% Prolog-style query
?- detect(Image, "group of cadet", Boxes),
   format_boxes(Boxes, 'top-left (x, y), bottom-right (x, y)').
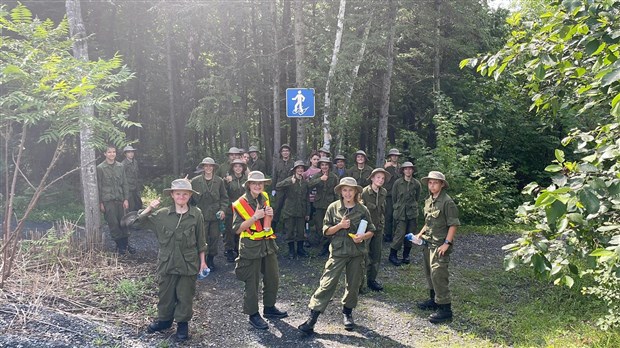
top-left (96, 143), bottom-right (460, 341)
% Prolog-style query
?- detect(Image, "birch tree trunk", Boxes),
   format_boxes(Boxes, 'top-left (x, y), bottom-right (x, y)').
top-left (66, 0), bottom-right (101, 246)
top-left (294, 0), bottom-right (307, 159)
top-left (376, 0), bottom-right (397, 167)
top-left (433, 0), bottom-right (442, 94)
top-left (322, 0), bottom-right (347, 152)
top-left (165, 16), bottom-right (180, 175)
top-left (271, 0), bottom-right (282, 176)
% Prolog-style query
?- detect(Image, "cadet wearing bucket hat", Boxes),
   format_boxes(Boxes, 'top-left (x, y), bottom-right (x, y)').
top-left (415, 171), bottom-right (460, 324)
top-left (382, 148), bottom-right (402, 243)
top-left (333, 155), bottom-right (347, 179)
top-left (389, 161), bottom-right (421, 266)
top-left (217, 147), bottom-right (242, 179)
top-left (298, 177), bottom-right (376, 334)
top-left (308, 157), bottom-right (340, 255)
top-left (318, 146), bottom-right (331, 159)
top-left (191, 157), bottom-right (230, 271)
top-left (131, 177), bottom-right (208, 341)
top-left (232, 171), bottom-right (288, 330)
top-left (247, 145), bottom-right (266, 173)
top-left (360, 168), bottom-right (391, 292)
top-left (224, 159), bottom-right (248, 263)
top-left (272, 144), bottom-right (295, 225)
top-left (121, 145), bottom-right (143, 212)
top-left (346, 150), bottom-right (373, 187)
top-left (97, 145), bottom-right (132, 254)
top-left (276, 160), bottom-right (310, 259)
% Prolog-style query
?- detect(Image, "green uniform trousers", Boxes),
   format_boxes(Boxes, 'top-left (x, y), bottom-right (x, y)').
top-left (422, 244), bottom-right (452, 304)
top-left (157, 274), bottom-right (196, 322)
top-left (311, 208), bottom-right (328, 247)
top-left (390, 218), bottom-right (417, 251)
top-left (223, 214), bottom-right (239, 252)
top-left (366, 231), bottom-right (383, 282)
top-left (103, 200), bottom-right (127, 240)
top-left (308, 255), bottom-right (364, 312)
top-left (283, 217), bottom-right (305, 242)
top-left (127, 190), bottom-right (142, 212)
top-left (384, 196), bottom-right (394, 238)
top-left (205, 220), bottom-right (221, 257)
top-left (235, 252), bottom-right (280, 315)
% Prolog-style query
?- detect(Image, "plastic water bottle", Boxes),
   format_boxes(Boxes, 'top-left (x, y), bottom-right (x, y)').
top-left (216, 211), bottom-right (226, 233)
top-left (197, 267), bottom-right (211, 280)
top-left (356, 219), bottom-right (368, 236)
top-left (405, 233), bottom-right (425, 246)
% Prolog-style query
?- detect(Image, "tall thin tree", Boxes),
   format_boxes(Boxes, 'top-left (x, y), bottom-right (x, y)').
top-left (376, 0), bottom-right (397, 166)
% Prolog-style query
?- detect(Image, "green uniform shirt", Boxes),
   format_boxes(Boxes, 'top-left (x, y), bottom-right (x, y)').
top-left (226, 174), bottom-right (247, 202)
top-left (190, 175), bottom-right (229, 221)
top-left (121, 158), bottom-right (140, 192)
top-left (346, 164), bottom-right (374, 187)
top-left (275, 175), bottom-right (308, 219)
top-left (421, 190), bottom-right (460, 246)
top-left (384, 164), bottom-right (401, 196)
top-left (96, 161), bottom-right (129, 203)
top-left (134, 205), bottom-right (207, 275)
top-left (323, 200), bottom-right (376, 258)
top-left (391, 176), bottom-right (422, 220)
top-left (361, 185), bottom-right (387, 231)
top-left (232, 192), bottom-right (279, 259)
top-left (308, 172), bottom-right (339, 209)
top-left (273, 158), bottom-right (295, 185)
top-left (249, 158), bottom-right (266, 173)
top-left (216, 163), bottom-right (233, 179)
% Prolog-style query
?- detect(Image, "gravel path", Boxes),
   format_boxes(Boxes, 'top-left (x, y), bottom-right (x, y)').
top-left (0, 227), bottom-right (516, 348)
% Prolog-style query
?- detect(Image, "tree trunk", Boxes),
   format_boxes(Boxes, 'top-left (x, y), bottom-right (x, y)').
top-left (65, 0), bottom-right (101, 246)
top-left (271, 0), bottom-right (282, 176)
top-left (165, 17), bottom-right (180, 175)
top-left (376, 0), bottom-right (397, 167)
top-left (322, 0), bottom-right (347, 152)
top-left (433, 0), bottom-right (442, 95)
top-left (294, 0), bottom-right (307, 159)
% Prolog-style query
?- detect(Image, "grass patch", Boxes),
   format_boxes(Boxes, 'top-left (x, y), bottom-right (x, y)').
top-left (458, 224), bottom-right (529, 236)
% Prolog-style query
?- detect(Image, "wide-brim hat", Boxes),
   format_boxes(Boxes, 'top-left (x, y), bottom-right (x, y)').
top-left (421, 171), bottom-right (449, 188)
top-left (334, 177), bottom-right (363, 195)
top-left (248, 145), bottom-right (261, 153)
top-left (386, 148), bottom-right (402, 157)
top-left (399, 161), bottom-right (415, 174)
top-left (230, 159), bottom-right (248, 171)
top-left (198, 157), bottom-right (219, 169)
top-left (333, 154), bottom-right (346, 163)
top-left (244, 171), bottom-right (272, 188)
top-left (120, 211), bottom-right (139, 228)
top-left (290, 160), bottom-right (308, 172)
top-left (279, 144), bottom-right (292, 152)
top-left (317, 157), bottom-right (332, 165)
top-left (367, 167), bottom-right (391, 182)
top-left (164, 178), bottom-right (199, 194)
top-left (318, 146), bottom-right (331, 156)
top-left (123, 145), bottom-right (137, 153)
top-left (354, 150), bottom-right (368, 159)
top-left (226, 147), bottom-right (241, 155)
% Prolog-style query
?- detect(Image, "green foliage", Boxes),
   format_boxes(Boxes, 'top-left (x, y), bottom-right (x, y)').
top-left (465, 0), bottom-right (620, 329)
top-left (398, 94), bottom-right (518, 225)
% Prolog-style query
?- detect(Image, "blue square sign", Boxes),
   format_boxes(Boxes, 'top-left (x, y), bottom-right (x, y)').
top-left (286, 88), bottom-right (315, 118)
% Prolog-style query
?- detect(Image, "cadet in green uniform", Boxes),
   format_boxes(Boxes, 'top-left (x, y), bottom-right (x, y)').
top-left (217, 147), bottom-right (242, 180)
top-left (132, 178), bottom-right (208, 341)
top-left (333, 154), bottom-right (347, 179)
top-left (97, 145), bottom-right (132, 254)
top-left (382, 148), bottom-right (402, 242)
top-left (389, 161), bottom-right (421, 266)
top-left (247, 145), bottom-right (267, 174)
top-left (191, 157), bottom-right (229, 270)
top-left (275, 160), bottom-right (309, 259)
top-left (272, 144), bottom-right (295, 225)
top-left (224, 159), bottom-right (248, 263)
top-left (318, 146), bottom-right (331, 159)
top-left (360, 168), bottom-right (390, 292)
top-left (308, 157), bottom-right (339, 255)
top-left (298, 177), bottom-right (376, 334)
top-left (346, 150), bottom-right (373, 187)
top-left (416, 171), bottom-right (460, 324)
top-left (233, 171), bottom-right (288, 330)
top-left (121, 145), bottom-right (142, 212)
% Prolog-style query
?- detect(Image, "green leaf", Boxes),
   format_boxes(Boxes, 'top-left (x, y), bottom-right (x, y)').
top-left (532, 253), bottom-right (549, 274)
top-left (601, 68), bottom-right (620, 87)
top-left (590, 249), bottom-right (614, 257)
top-left (545, 200), bottom-right (566, 227)
top-left (579, 188), bottom-right (600, 215)
top-left (563, 275), bottom-right (574, 288)
top-left (459, 58), bottom-right (470, 69)
top-left (535, 64), bottom-right (545, 80)
top-left (545, 164), bottom-right (563, 172)
top-left (585, 40), bottom-right (602, 55)
top-left (504, 255), bottom-right (519, 271)
top-left (555, 149), bottom-right (565, 163)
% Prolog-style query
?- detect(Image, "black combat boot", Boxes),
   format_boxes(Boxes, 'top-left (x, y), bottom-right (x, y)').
top-left (288, 242), bottom-right (296, 260)
top-left (125, 237), bottom-right (136, 254)
top-left (388, 248), bottom-right (401, 266)
top-left (263, 305), bottom-right (288, 319)
top-left (297, 241), bottom-right (308, 258)
top-left (147, 319), bottom-right (173, 333)
top-left (368, 279), bottom-right (384, 291)
top-left (115, 238), bottom-right (127, 255)
top-left (429, 303), bottom-right (453, 324)
top-left (298, 310), bottom-right (320, 334)
top-left (342, 306), bottom-right (355, 330)
top-left (417, 289), bottom-right (439, 310)
top-left (402, 245), bottom-right (412, 264)
top-left (206, 255), bottom-right (215, 271)
top-left (176, 322), bottom-right (189, 341)
top-left (383, 234), bottom-right (393, 243)
top-left (249, 313), bottom-right (269, 330)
